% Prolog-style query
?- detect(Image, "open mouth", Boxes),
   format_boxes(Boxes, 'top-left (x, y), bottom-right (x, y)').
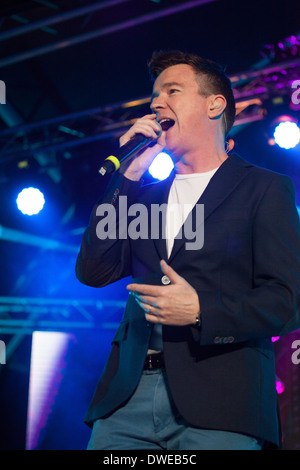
top-left (159, 118), bottom-right (175, 131)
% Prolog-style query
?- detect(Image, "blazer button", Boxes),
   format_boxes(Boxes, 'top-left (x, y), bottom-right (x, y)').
top-left (161, 275), bottom-right (171, 285)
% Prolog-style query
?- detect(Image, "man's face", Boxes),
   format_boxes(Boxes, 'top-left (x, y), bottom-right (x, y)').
top-left (151, 64), bottom-right (211, 161)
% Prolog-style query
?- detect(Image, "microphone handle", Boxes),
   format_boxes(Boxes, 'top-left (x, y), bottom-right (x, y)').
top-left (99, 134), bottom-right (154, 176)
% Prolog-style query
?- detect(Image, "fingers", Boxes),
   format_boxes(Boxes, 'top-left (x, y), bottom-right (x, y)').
top-left (120, 114), bottom-right (162, 147)
top-left (126, 263), bottom-right (184, 296)
top-left (128, 289), bottom-right (159, 310)
top-left (134, 294), bottom-right (160, 312)
top-left (133, 294), bottom-right (162, 322)
top-left (120, 114), bottom-right (166, 181)
top-left (127, 284), bottom-right (163, 322)
top-left (127, 283), bottom-right (161, 296)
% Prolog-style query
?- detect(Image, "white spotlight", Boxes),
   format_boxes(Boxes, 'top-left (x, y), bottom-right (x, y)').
top-left (273, 121), bottom-right (300, 149)
top-left (148, 152), bottom-right (174, 180)
top-left (16, 187), bottom-right (45, 215)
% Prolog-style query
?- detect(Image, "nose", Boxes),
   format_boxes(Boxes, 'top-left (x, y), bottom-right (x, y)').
top-left (150, 94), bottom-right (166, 113)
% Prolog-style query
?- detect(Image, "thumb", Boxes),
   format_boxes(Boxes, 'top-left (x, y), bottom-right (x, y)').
top-left (160, 259), bottom-right (184, 284)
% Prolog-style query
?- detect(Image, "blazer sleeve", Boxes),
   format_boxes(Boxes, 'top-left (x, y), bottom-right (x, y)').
top-left (196, 174), bottom-right (300, 345)
top-left (75, 172), bottom-right (142, 287)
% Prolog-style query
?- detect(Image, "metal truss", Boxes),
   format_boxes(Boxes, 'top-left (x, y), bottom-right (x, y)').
top-left (0, 0), bottom-right (218, 68)
top-left (0, 296), bottom-right (124, 363)
top-left (0, 0), bottom-right (220, 169)
top-left (0, 55), bottom-right (299, 167)
top-left (0, 1), bottom-right (299, 168)
top-left (0, 296), bottom-right (124, 335)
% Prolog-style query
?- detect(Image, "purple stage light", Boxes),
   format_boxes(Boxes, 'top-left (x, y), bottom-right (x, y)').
top-left (276, 378), bottom-right (285, 395)
top-left (272, 336), bottom-right (280, 342)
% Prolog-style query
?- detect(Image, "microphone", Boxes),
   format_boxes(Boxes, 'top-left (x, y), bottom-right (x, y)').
top-left (99, 133), bottom-right (155, 176)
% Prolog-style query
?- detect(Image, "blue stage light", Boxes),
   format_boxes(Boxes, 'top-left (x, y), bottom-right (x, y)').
top-left (16, 187), bottom-right (45, 215)
top-left (148, 152), bottom-right (174, 180)
top-left (273, 121), bottom-right (300, 149)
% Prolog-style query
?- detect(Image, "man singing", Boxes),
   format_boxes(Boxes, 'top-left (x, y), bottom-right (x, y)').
top-left (76, 50), bottom-right (300, 450)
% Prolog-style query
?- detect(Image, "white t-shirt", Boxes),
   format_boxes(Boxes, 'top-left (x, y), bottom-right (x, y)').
top-left (166, 168), bottom-right (218, 257)
top-left (148, 167), bottom-right (218, 352)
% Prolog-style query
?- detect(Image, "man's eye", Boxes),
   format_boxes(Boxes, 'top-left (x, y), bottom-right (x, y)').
top-left (169, 89), bottom-right (179, 94)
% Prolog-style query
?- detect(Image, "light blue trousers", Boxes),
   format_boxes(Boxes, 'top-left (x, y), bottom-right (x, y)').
top-left (87, 368), bottom-right (262, 450)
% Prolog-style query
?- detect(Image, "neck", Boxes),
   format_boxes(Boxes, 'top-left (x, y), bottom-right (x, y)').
top-left (174, 141), bottom-right (228, 174)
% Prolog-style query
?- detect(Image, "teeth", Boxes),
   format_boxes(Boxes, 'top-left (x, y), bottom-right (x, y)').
top-left (159, 118), bottom-right (175, 131)
top-left (159, 118), bottom-right (174, 124)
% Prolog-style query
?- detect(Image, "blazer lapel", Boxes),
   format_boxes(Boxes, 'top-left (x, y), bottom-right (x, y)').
top-left (168, 154), bottom-right (253, 263)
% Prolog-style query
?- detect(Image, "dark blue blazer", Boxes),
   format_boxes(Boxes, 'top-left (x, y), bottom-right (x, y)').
top-left (76, 154), bottom-right (300, 447)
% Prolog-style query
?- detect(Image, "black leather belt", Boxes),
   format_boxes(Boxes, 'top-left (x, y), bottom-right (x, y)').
top-left (143, 352), bottom-right (165, 370)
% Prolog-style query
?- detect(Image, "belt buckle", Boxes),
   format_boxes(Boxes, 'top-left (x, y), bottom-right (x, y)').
top-left (144, 352), bottom-right (162, 370)
top-left (148, 357), bottom-right (154, 370)
top-left (147, 354), bottom-right (154, 370)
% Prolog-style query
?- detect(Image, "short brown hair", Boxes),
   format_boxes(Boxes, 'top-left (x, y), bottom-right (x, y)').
top-left (148, 50), bottom-right (236, 136)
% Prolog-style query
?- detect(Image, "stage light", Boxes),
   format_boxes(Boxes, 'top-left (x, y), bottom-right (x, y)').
top-left (26, 331), bottom-right (70, 450)
top-left (148, 152), bottom-right (174, 180)
top-left (16, 187), bottom-right (45, 215)
top-left (272, 336), bottom-right (280, 342)
top-left (276, 377), bottom-right (285, 394)
top-left (273, 120), bottom-right (300, 149)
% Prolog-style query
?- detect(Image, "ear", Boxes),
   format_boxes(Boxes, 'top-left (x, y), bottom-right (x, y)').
top-left (208, 95), bottom-right (227, 118)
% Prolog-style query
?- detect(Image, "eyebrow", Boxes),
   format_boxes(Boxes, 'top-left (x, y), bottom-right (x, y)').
top-left (151, 81), bottom-right (183, 102)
